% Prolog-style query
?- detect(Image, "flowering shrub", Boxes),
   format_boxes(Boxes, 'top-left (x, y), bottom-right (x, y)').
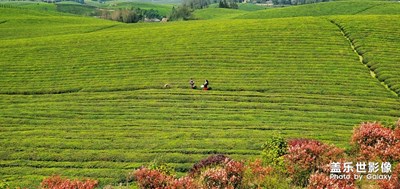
top-left (377, 163), bottom-right (400, 189)
top-left (41, 175), bottom-right (98, 189)
top-left (284, 139), bottom-right (344, 187)
top-left (352, 122), bottom-right (400, 161)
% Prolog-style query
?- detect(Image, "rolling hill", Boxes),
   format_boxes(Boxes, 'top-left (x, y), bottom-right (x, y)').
top-left (1, 0), bottom-right (400, 187)
top-left (237, 0), bottom-right (400, 19)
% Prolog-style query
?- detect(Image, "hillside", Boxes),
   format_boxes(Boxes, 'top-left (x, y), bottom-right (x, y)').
top-left (194, 3), bottom-right (267, 20)
top-left (1, 1), bottom-right (400, 187)
top-left (90, 1), bottom-right (174, 16)
top-left (331, 15), bottom-right (400, 95)
top-left (0, 7), bottom-right (119, 40)
top-left (237, 0), bottom-right (400, 19)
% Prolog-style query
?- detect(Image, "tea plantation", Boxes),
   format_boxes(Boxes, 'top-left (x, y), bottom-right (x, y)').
top-left (0, 0), bottom-right (400, 187)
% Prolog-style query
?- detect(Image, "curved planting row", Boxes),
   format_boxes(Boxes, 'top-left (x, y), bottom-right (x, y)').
top-left (237, 1), bottom-right (399, 20)
top-left (331, 15), bottom-right (400, 96)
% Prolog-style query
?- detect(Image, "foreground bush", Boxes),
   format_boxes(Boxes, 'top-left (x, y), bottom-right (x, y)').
top-left (284, 139), bottom-right (345, 187)
top-left (133, 155), bottom-right (276, 189)
top-left (377, 163), bottom-right (400, 189)
top-left (41, 175), bottom-right (98, 189)
top-left (199, 158), bottom-right (245, 188)
top-left (308, 172), bottom-right (355, 189)
top-left (352, 121), bottom-right (400, 161)
top-left (189, 154), bottom-right (231, 177)
top-left (133, 167), bottom-right (198, 189)
top-left (133, 167), bottom-right (173, 188)
top-left (261, 135), bottom-right (287, 168)
top-left (130, 120), bottom-right (400, 188)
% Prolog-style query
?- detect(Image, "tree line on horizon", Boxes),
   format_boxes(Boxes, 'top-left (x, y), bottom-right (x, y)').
top-left (100, 7), bottom-right (163, 23)
top-left (271, 0), bottom-right (330, 5)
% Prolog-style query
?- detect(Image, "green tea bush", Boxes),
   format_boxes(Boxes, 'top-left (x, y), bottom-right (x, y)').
top-left (261, 135), bottom-right (287, 168)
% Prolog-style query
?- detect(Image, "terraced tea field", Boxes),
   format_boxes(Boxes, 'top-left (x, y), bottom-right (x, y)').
top-left (194, 3), bottom-right (266, 20)
top-left (331, 15), bottom-right (400, 95)
top-left (238, 0), bottom-right (400, 19)
top-left (1, 1), bottom-right (400, 187)
top-left (0, 8), bottom-right (118, 40)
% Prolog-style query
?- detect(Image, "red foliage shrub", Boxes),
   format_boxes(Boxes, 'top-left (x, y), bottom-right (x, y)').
top-left (41, 175), bottom-right (98, 189)
top-left (307, 158), bottom-right (356, 189)
top-left (249, 159), bottom-right (272, 179)
top-left (352, 122), bottom-right (400, 161)
top-left (308, 172), bottom-right (355, 189)
top-left (200, 167), bottom-right (230, 188)
top-left (133, 167), bottom-right (172, 188)
top-left (133, 167), bottom-right (199, 189)
top-left (377, 163), bottom-right (400, 189)
top-left (245, 159), bottom-right (273, 186)
top-left (189, 154), bottom-right (231, 177)
top-left (133, 155), bottom-right (246, 189)
top-left (225, 159), bottom-right (245, 185)
top-left (168, 176), bottom-right (198, 189)
top-left (284, 139), bottom-right (344, 187)
top-left (199, 158), bottom-right (245, 188)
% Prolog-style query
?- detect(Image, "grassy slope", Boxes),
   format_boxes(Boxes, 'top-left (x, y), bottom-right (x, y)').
top-left (237, 0), bottom-right (399, 19)
top-left (1, 2), bottom-right (400, 188)
top-left (358, 2), bottom-right (400, 14)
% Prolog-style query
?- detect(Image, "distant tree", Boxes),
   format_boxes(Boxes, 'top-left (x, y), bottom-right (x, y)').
top-left (144, 9), bottom-right (162, 20)
top-left (169, 5), bottom-right (193, 21)
top-left (218, 0), bottom-right (239, 9)
top-left (105, 7), bottom-right (156, 23)
top-left (272, 0), bottom-right (328, 5)
top-left (219, 0), bottom-right (227, 8)
top-left (111, 9), bottom-right (122, 22)
top-left (219, 0), bottom-right (224, 8)
top-left (230, 2), bottom-right (238, 9)
top-left (182, 0), bottom-right (211, 9)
